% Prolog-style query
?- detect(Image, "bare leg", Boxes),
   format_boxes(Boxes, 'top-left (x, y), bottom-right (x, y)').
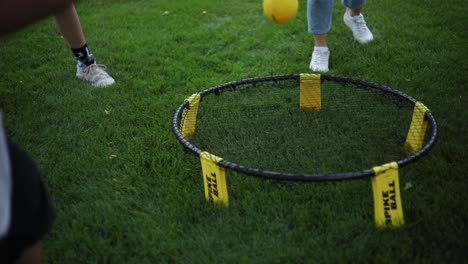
top-left (314, 33), bottom-right (327, 47)
top-left (53, 3), bottom-right (86, 49)
top-left (349, 8), bottom-right (362, 17)
top-left (15, 241), bottom-right (42, 264)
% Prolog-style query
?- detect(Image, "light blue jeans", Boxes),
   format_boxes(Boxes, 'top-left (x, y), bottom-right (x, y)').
top-left (307, 0), bottom-right (366, 34)
top-left (0, 113), bottom-right (11, 238)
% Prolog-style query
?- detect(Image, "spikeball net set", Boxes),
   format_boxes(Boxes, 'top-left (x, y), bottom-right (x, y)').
top-left (172, 74), bottom-right (438, 227)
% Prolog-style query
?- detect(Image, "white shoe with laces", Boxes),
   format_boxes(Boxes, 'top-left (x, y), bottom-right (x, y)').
top-left (343, 9), bottom-right (374, 43)
top-left (309, 46), bottom-right (330, 72)
top-left (76, 63), bottom-right (115, 87)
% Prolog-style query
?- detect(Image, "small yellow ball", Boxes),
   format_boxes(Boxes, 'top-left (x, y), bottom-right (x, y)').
top-left (263, 0), bottom-right (299, 23)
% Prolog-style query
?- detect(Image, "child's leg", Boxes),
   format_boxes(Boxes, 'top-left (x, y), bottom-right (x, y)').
top-left (53, 3), bottom-right (115, 87)
top-left (54, 3), bottom-right (86, 49)
top-left (307, 0), bottom-right (333, 72)
top-left (342, 0), bottom-right (373, 43)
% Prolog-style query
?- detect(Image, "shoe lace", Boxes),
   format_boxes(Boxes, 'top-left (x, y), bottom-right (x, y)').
top-left (82, 64), bottom-right (110, 80)
top-left (353, 15), bottom-right (369, 34)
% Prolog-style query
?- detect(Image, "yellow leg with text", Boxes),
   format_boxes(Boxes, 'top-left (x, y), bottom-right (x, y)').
top-left (200, 152), bottom-right (229, 207)
top-left (372, 162), bottom-right (404, 228)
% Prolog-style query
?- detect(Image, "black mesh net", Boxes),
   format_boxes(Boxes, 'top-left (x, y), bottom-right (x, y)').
top-left (174, 75), bottom-right (437, 180)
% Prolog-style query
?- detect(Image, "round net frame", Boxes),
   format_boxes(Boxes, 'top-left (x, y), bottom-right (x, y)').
top-left (172, 74), bottom-right (438, 182)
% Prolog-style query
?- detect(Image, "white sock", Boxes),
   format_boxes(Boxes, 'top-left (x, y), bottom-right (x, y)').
top-left (314, 46), bottom-right (329, 52)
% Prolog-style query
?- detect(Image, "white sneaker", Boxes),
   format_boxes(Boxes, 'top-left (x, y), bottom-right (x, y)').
top-left (309, 46), bottom-right (330, 72)
top-left (76, 63), bottom-right (115, 87)
top-left (343, 10), bottom-right (374, 43)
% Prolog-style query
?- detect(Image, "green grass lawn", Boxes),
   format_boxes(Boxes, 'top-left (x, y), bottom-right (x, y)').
top-left (1, 0), bottom-right (467, 262)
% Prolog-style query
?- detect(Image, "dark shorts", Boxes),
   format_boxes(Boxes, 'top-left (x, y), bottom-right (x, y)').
top-left (0, 138), bottom-right (54, 263)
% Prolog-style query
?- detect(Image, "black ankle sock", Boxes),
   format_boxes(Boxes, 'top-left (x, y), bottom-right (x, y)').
top-left (71, 44), bottom-right (95, 66)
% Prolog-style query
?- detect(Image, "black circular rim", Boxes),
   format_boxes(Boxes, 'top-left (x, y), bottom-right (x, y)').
top-left (172, 74), bottom-right (438, 182)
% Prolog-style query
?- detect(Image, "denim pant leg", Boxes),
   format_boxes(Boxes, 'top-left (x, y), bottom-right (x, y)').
top-left (0, 113), bottom-right (11, 239)
top-left (342, 0), bottom-right (366, 9)
top-left (307, 0), bottom-right (367, 33)
top-left (307, 0), bottom-right (334, 34)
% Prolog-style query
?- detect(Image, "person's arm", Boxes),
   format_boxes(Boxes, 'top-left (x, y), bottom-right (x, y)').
top-left (0, 0), bottom-right (73, 37)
